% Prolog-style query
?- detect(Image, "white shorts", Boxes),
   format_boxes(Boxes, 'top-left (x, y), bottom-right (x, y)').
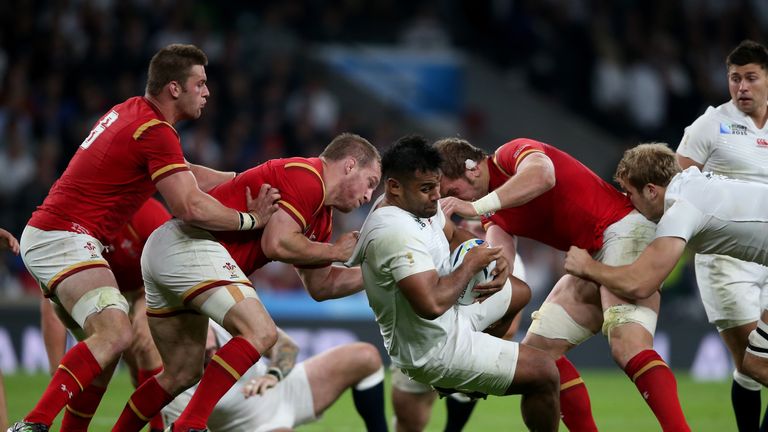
top-left (593, 210), bottom-right (656, 267)
top-left (400, 279), bottom-right (518, 396)
top-left (142, 220), bottom-right (254, 317)
top-left (163, 363), bottom-right (316, 432)
top-left (695, 253), bottom-right (768, 330)
top-left (20, 225), bottom-right (110, 297)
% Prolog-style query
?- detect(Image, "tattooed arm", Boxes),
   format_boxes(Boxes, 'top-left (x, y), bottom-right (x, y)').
top-left (242, 327), bottom-right (300, 397)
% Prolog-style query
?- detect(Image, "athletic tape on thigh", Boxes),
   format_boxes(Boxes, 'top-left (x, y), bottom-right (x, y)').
top-left (70, 286), bottom-right (130, 328)
top-left (528, 302), bottom-right (594, 345)
top-left (199, 284), bottom-right (257, 326)
top-left (601, 304), bottom-right (658, 338)
top-left (733, 369), bottom-right (762, 391)
top-left (747, 320), bottom-right (768, 359)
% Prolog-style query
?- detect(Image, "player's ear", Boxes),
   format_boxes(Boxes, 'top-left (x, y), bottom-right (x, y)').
top-left (387, 177), bottom-right (401, 195)
top-left (169, 80), bottom-right (182, 98)
top-left (344, 157), bottom-right (356, 175)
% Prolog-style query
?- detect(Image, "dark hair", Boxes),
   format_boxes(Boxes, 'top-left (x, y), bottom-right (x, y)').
top-left (432, 137), bottom-right (486, 179)
top-left (726, 40), bottom-right (768, 70)
top-left (146, 44), bottom-right (208, 96)
top-left (320, 132), bottom-right (380, 167)
top-left (382, 135), bottom-right (442, 180)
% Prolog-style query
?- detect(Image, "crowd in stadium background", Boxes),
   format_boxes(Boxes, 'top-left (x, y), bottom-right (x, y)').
top-left (0, 0), bottom-right (765, 307)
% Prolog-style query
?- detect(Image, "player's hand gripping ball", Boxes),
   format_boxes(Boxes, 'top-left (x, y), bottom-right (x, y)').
top-left (450, 238), bottom-right (496, 305)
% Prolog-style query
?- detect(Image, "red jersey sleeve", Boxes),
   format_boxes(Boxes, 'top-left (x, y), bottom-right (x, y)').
top-left (277, 162), bottom-right (326, 231)
top-left (134, 121), bottom-right (189, 183)
top-left (492, 138), bottom-right (547, 177)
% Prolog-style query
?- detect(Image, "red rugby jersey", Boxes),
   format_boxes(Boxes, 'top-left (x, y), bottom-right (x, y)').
top-left (28, 96), bottom-right (188, 241)
top-left (209, 157), bottom-right (333, 275)
top-left (105, 197), bottom-right (171, 293)
top-left (482, 138), bottom-right (633, 253)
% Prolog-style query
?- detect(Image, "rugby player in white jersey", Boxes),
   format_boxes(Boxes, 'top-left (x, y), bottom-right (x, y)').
top-left (348, 135), bottom-right (560, 432)
top-left (676, 39), bottom-right (768, 431)
top-left (565, 143), bottom-right (768, 390)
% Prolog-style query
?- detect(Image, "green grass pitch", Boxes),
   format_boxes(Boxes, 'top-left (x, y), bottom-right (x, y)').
top-left (4, 369), bottom-right (741, 431)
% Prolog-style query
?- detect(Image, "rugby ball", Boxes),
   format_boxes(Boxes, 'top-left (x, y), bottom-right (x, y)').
top-left (450, 238), bottom-right (496, 305)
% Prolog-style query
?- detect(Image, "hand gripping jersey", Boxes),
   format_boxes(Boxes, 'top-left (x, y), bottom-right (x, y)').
top-left (28, 96), bottom-right (188, 241)
top-left (209, 157), bottom-right (333, 275)
top-left (482, 138), bottom-right (633, 253)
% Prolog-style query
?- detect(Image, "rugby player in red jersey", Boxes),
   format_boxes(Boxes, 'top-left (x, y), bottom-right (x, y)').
top-left (114, 133), bottom-right (382, 432)
top-left (40, 198), bottom-right (170, 431)
top-left (11, 44), bottom-right (279, 432)
top-left (435, 137), bottom-right (690, 431)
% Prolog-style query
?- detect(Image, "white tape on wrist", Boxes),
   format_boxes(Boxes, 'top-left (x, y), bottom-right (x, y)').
top-left (471, 191), bottom-right (501, 216)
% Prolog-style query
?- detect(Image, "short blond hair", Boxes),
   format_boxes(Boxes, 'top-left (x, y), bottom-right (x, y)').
top-left (614, 143), bottom-right (681, 190)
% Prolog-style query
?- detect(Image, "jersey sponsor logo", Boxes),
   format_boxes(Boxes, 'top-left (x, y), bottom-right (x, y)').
top-left (719, 122), bottom-right (747, 135)
top-left (757, 138), bottom-right (768, 147)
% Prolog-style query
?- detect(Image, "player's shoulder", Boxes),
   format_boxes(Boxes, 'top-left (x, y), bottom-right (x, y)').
top-left (367, 206), bottom-right (424, 236)
top-left (116, 97), bottom-right (178, 140)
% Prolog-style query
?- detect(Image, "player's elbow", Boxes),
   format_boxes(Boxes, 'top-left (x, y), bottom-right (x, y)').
top-left (307, 285), bottom-right (334, 301)
top-left (413, 302), bottom-right (446, 320)
top-left (620, 282), bottom-right (657, 300)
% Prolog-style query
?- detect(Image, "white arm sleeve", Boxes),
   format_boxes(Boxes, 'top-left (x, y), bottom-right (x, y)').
top-left (677, 108), bottom-right (717, 164)
top-left (370, 228), bottom-right (436, 283)
top-left (655, 200), bottom-right (704, 243)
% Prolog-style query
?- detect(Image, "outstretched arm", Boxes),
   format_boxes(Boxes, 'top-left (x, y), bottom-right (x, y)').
top-left (441, 152), bottom-right (555, 218)
top-left (564, 236), bottom-right (687, 299)
top-left (296, 265), bottom-right (364, 301)
top-left (187, 162), bottom-right (236, 192)
top-left (157, 171), bottom-right (279, 231)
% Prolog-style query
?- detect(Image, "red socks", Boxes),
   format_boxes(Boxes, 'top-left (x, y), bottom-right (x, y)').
top-left (137, 367), bottom-right (166, 430)
top-left (174, 336), bottom-right (260, 430)
top-left (556, 356), bottom-right (598, 431)
top-left (25, 342), bottom-right (103, 425)
top-left (112, 376), bottom-right (173, 432)
top-left (624, 350), bottom-right (690, 431)
top-left (61, 384), bottom-right (107, 431)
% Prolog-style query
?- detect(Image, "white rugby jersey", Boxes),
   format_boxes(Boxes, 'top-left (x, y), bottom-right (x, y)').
top-left (347, 196), bottom-right (456, 370)
top-left (656, 167), bottom-right (768, 265)
top-left (678, 101), bottom-right (768, 183)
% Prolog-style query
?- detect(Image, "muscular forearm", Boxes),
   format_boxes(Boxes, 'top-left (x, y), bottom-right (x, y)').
top-left (188, 162), bottom-right (236, 192)
top-left (267, 233), bottom-right (343, 265)
top-left (298, 266), bottom-right (363, 301)
top-left (495, 160), bottom-right (555, 209)
top-left (583, 260), bottom-right (660, 300)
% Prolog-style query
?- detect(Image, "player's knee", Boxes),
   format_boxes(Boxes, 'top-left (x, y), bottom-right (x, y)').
top-left (510, 277), bottom-right (532, 310)
top-left (528, 302), bottom-right (594, 346)
top-left (744, 322), bottom-right (768, 385)
top-left (352, 342), bottom-right (383, 373)
top-left (602, 304), bottom-right (657, 337)
top-left (245, 322), bottom-right (277, 355)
